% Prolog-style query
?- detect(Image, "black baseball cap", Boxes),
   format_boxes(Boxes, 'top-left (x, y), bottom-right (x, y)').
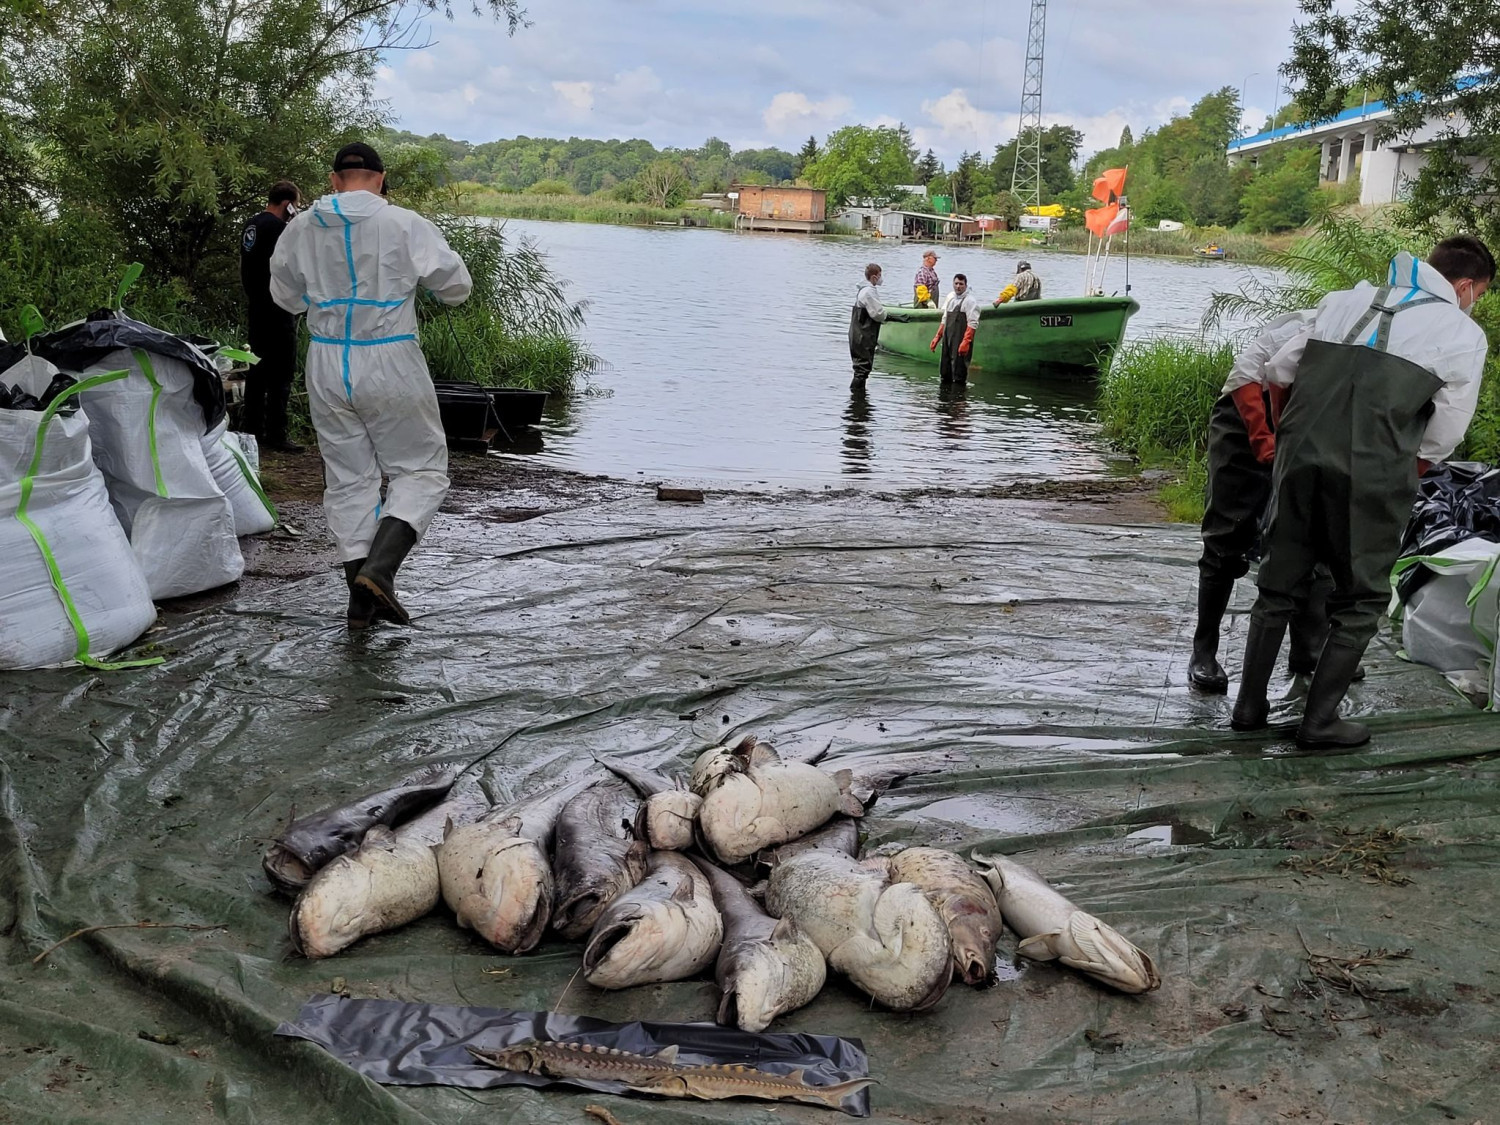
top-left (332, 142), bottom-right (385, 173)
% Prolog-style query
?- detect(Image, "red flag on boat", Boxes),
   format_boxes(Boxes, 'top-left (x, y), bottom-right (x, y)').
top-left (1105, 205), bottom-right (1130, 236)
top-left (1084, 202), bottom-right (1119, 237)
top-left (1092, 167), bottom-right (1128, 204)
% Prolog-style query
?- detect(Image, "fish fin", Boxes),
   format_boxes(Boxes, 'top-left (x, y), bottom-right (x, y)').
top-left (745, 743), bottom-right (780, 769)
top-left (654, 1044), bottom-right (680, 1064)
top-left (442, 817), bottom-right (455, 841)
top-left (732, 734), bottom-right (758, 756)
top-left (817, 1077), bottom-right (877, 1107)
top-left (1017, 932), bottom-right (1064, 962)
top-left (770, 914), bottom-right (801, 942)
top-left (670, 874), bottom-right (699, 903)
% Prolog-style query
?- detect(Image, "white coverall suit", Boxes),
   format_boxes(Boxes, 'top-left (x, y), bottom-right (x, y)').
top-left (268, 190), bottom-right (472, 561)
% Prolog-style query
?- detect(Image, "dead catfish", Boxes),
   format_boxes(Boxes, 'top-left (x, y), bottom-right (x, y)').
top-left (582, 852), bottom-right (723, 989)
top-left (871, 847), bottom-right (1003, 986)
top-left (436, 776), bottom-right (593, 955)
top-left (696, 738), bottom-right (863, 865)
top-left (598, 756), bottom-right (702, 851)
top-left (766, 849), bottom-right (951, 1012)
top-left (971, 851), bottom-right (1160, 994)
top-left (263, 767), bottom-right (455, 894)
top-left (692, 856), bottom-right (826, 1033)
top-left (289, 781), bottom-right (490, 959)
top-left (550, 779), bottom-right (650, 940)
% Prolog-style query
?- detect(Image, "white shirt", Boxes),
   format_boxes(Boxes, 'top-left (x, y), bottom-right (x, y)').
top-left (1264, 253), bottom-right (1489, 462)
top-left (855, 282), bottom-right (887, 322)
top-left (1220, 310), bottom-right (1315, 394)
top-left (941, 289), bottom-right (981, 330)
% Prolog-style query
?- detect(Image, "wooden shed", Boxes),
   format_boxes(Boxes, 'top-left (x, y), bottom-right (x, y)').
top-left (733, 184), bottom-right (827, 233)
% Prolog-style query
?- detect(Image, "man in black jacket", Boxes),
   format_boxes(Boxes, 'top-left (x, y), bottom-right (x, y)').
top-left (240, 180), bottom-right (303, 452)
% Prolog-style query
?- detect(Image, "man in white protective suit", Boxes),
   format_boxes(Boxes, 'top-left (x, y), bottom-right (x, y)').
top-left (269, 141), bottom-right (472, 630)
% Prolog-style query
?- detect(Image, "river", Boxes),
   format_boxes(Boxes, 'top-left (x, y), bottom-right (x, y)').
top-left (493, 218), bottom-right (1268, 488)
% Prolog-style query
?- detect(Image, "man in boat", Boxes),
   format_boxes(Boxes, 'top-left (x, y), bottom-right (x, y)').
top-left (929, 273), bottom-right (979, 384)
top-left (1189, 310), bottom-right (1337, 696)
top-left (993, 261), bottom-right (1042, 305)
top-left (914, 250), bottom-right (941, 307)
top-left (1231, 236), bottom-right (1493, 749)
top-left (849, 262), bottom-right (887, 389)
top-left (269, 141), bottom-right (473, 631)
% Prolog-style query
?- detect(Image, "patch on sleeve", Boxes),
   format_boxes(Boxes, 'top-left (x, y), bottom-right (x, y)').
top-left (242, 225), bottom-right (257, 251)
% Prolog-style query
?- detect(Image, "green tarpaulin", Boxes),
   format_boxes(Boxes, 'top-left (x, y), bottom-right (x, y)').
top-left (3, 494), bottom-right (1496, 1124)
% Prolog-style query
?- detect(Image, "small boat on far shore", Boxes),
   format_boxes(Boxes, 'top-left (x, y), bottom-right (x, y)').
top-left (1193, 244), bottom-right (1227, 259)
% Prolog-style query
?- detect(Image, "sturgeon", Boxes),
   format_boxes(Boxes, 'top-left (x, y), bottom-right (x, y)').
top-left (697, 739), bottom-right (864, 865)
top-left (550, 779), bottom-right (650, 940)
top-left (436, 777), bottom-right (593, 954)
top-left (598, 757), bottom-right (703, 851)
top-left (875, 847), bottom-right (1003, 985)
top-left (971, 852), bottom-right (1161, 994)
top-left (582, 852), bottom-right (723, 989)
top-left (263, 767), bottom-right (455, 894)
top-left (468, 1040), bottom-right (873, 1110)
top-left (765, 849), bottom-right (951, 1011)
top-left (692, 856), bottom-right (826, 1033)
top-left (289, 780), bottom-right (491, 958)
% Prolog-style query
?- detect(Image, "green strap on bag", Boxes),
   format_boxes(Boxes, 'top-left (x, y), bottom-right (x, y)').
top-left (14, 370), bottom-right (165, 671)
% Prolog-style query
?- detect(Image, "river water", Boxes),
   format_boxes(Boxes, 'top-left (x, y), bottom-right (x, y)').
top-left (494, 218), bottom-right (1265, 488)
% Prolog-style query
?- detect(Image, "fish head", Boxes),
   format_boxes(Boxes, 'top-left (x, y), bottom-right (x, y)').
top-left (644, 790), bottom-right (701, 850)
top-left (945, 899), bottom-right (1001, 985)
top-left (720, 934), bottom-right (802, 1033)
top-left (689, 745), bottom-right (738, 795)
top-left (1061, 912), bottom-right (1162, 994)
top-left (582, 898), bottom-right (660, 984)
top-left (263, 845), bottom-right (313, 895)
top-left (288, 857), bottom-right (378, 959)
top-left (477, 839), bottom-right (553, 952)
top-left (467, 1042), bottom-right (543, 1074)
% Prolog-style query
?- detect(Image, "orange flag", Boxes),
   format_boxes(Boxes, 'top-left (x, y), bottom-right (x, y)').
top-left (1085, 202), bottom-right (1119, 237)
top-left (1092, 167), bottom-right (1128, 204)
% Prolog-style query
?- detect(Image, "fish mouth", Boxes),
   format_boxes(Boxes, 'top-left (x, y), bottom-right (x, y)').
top-left (717, 989), bottom-right (739, 1028)
top-left (581, 920), bottom-right (632, 977)
top-left (554, 892), bottom-right (603, 938)
top-left (958, 952), bottom-right (990, 986)
top-left (263, 847), bottom-right (312, 895)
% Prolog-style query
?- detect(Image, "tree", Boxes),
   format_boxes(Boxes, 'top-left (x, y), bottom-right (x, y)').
top-left (916, 149), bottom-right (941, 185)
top-left (1285, 0), bottom-right (1500, 239)
top-left (949, 150), bottom-right (993, 212)
top-left (795, 135), bottom-right (819, 177)
top-left (7, 0), bottom-right (525, 319)
top-left (895, 122), bottom-right (920, 169)
top-left (802, 125), bottom-right (916, 205)
top-left (1240, 148), bottom-right (1321, 233)
top-left (992, 125), bottom-right (1083, 200)
top-left (635, 160), bottom-right (689, 207)
top-left (1119, 126), bottom-right (1134, 149)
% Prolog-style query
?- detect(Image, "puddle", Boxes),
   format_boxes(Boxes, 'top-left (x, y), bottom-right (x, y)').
top-left (1125, 822), bottom-right (1216, 846)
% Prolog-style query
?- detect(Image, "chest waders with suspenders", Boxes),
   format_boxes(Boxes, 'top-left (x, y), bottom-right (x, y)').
top-left (1232, 286), bottom-right (1448, 748)
top-left (849, 289), bottom-right (881, 383)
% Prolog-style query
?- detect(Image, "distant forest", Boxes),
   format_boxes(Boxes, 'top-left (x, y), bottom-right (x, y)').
top-left (380, 130), bottom-right (800, 195)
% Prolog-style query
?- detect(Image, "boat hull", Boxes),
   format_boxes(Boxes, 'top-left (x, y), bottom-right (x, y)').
top-left (877, 296), bottom-right (1138, 377)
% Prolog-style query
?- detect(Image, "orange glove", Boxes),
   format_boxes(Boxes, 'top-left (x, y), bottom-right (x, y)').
top-left (1230, 383), bottom-right (1275, 464)
top-left (1266, 383), bottom-right (1289, 428)
top-left (930, 327), bottom-right (943, 352)
top-left (958, 325), bottom-right (975, 357)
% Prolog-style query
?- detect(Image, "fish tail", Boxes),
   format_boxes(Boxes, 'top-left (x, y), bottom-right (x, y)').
top-left (809, 1076), bottom-right (875, 1108)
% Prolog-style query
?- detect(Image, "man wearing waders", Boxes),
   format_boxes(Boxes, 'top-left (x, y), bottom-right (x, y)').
top-left (930, 273), bottom-right (979, 384)
top-left (1232, 238), bottom-right (1493, 748)
top-left (1188, 310), bottom-right (1343, 692)
top-left (849, 263), bottom-right (886, 389)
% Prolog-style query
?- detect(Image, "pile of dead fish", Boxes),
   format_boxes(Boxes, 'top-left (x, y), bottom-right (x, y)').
top-left (264, 736), bottom-right (1160, 1035)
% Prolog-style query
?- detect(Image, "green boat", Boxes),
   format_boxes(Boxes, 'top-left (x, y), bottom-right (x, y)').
top-left (878, 295), bottom-right (1139, 377)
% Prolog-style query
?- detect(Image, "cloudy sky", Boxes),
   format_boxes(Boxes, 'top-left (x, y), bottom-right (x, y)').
top-left (377, 0), bottom-right (1305, 162)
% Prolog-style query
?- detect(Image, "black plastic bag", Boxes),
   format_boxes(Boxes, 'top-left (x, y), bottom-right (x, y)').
top-left (35, 310), bottom-right (227, 430)
top-left (275, 994), bottom-right (872, 1116)
top-left (1396, 461), bottom-right (1500, 602)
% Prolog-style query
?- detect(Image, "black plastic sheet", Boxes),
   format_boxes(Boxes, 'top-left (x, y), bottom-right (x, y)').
top-left (275, 995), bottom-right (871, 1115)
top-left (35, 309), bottom-right (227, 430)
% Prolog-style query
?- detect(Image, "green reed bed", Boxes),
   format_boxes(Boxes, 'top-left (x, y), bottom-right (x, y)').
top-left (464, 192), bottom-right (737, 230)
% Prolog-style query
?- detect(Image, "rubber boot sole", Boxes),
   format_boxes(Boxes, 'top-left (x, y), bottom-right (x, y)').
top-left (354, 574), bottom-right (411, 626)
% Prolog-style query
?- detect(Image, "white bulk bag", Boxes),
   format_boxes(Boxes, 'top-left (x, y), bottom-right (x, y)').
top-left (74, 345), bottom-right (243, 598)
top-left (1397, 537), bottom-right (1500, 676)
top-left (0, 355), bottom-right (157, 669)
top-left (202, 420), bottom-right (277, 536)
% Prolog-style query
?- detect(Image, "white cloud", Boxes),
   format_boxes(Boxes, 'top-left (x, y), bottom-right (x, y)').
top-left (762, 91), bottom-right (854, 135)
top-left (917, 89), bottom-right (1005, 154)
top-left (553, 80), bottom-right (595, 115)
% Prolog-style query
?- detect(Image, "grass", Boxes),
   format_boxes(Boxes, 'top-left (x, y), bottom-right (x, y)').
top-left (1047, 225), bottom-right (1279, 261)
top-left (462, 191), bottom-right (737, 230)
top-left (1096, 335), bottom-right (1234, 524)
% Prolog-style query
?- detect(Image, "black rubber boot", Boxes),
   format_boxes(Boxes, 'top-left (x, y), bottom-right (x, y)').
top-left (1296, 642), bottom-right (1371, 749)
top-left (1188, 577), bottom-right (1236, 693)
top-left (1230, 617), bottom-right (1288, 731)
top-left (1288, 597), bottom-right (1365, 681)
top-left (344, 559), bottom-right (376, 631)
top-left (353, 518), bottom-right (419, 627)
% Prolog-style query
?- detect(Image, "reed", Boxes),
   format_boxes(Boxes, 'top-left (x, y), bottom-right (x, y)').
top-left (463, 191), bottom-right (737, 230)
top-left (1096, 335), bottom-right (1234, 459)
top-left (1048, 226), bottom-right (1274, 261)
